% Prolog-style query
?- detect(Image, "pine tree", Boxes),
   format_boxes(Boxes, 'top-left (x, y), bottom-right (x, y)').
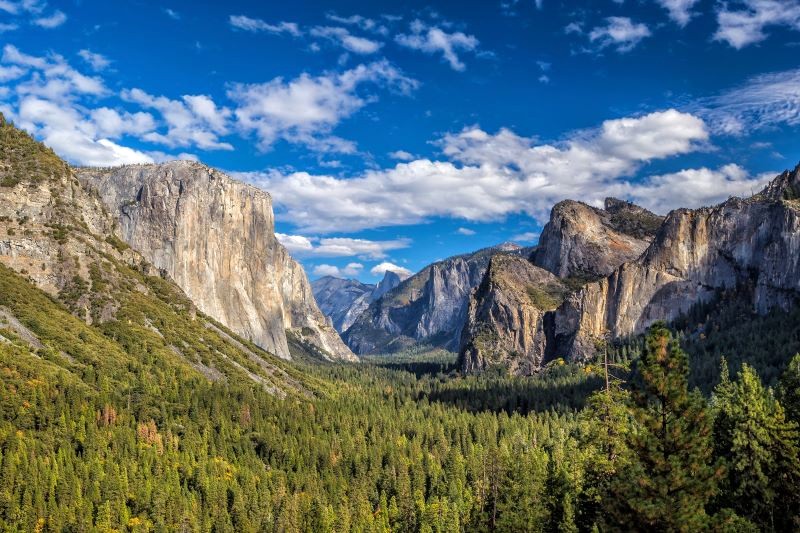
top-left (713, 363), bottom-right (800, 530)
top-left (778, 353), bottom-right (800, 424)
top-left (604, 323), bottom-right (722, 531)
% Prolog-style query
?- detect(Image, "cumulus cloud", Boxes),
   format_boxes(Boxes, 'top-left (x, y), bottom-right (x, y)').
top-left (310, 26), bottom-right (382, 54)
top-left (395, 20), bottom-right (479, 71)
top-left (697, 67), bottom-right (800, 134)
top-left (456, 227), bottom-right (476, 235)
top-left (0, 45), bottom-right (200, 166)
top-left (511, 231), bottom-right (539, 243)
top-left (655, 0), bottom-right (700, 27)
top-left (33, 9), bottom-right (65, 28)
top-left (163, 8), bottom-right (180, 20)
top-left (227, 60), bottom-right (418, 152)
top-left (122, 89), bottom-right (233, 150)
top-left (370, 262), bottom-right (412, 277)
top-left (625, 164), bottom-right (776, 212)
top-left (12, 96), bottom-right (152, 166)
top-left (78, 49), bottom-right (110, 71)
top-left (389, 150), bottom-right (414, 160)
top-left (276, 233), bottom-right (411, 259)
top-left (229, 15), bottom-right (301, 36)
top-left (714, 0), bottom-right (800, 49)
top-left (313, 262), bottom-right (364, 278)
top-left (245, 109), bottom-right (709, 233)
top-left (588, 17), bottom-right (651, 52)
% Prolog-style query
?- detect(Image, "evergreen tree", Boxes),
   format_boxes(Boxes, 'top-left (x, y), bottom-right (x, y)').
top-left (604, 323), bottom-right (722, 531)
top-left (713, 363), bottom-right (800, 530)
top-left (778, 353), bottom-right (800, 424)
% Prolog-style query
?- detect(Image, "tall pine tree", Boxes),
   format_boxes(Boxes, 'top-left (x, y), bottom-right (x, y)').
top-left (604, 323), bottom-right (722, 531)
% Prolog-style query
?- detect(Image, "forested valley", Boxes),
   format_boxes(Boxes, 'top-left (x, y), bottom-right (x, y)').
top-left (2, 251), bottom-right (800, 531)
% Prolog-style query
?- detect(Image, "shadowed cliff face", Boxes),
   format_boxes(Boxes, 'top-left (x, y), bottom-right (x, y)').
top-left (344, 244), bottom-right (524, 355)
top-left (459, 254), bottom-right (566, 375)
top-left (76, 161), bottom-right (355, 362)
top-left (558, 164), bottom-right (800, 361)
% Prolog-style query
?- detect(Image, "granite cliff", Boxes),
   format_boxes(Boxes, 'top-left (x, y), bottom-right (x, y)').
top-left (459, 254), bottom-right (566, 375)
top-left (344, 243), bottom-right (522, 354)
top-left (557, 165), bottom-right (800, 361)
top-left (459, 199), bottom-right (658, 374)
top-left (311, 270), bottom-right (405, 334)
top-left (532, 197), bottom-right (662, 279)
top-left (76, 161), bottom-right (355, 361)
top-left (0, 116), bottom-right (318, 395)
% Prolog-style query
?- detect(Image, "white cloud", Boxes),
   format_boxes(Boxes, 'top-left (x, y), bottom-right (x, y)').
top-left (698, 67), bottom-right (800, 134)
top-left (78, 49), bottom-right (110, 71)
top-left (370, 262), bottom-right (412, 277)
top-left (164, 8), bottom-right (180, 20)
top-left (276, 233), bottom-right (411, 259)
top-left (511, 231), bottom-right (539, 243)
top-left (33, 9), bottom-right (65, 28)
top-left (229, 15), bottom-right (301, 36)
top-left (625, 164), bottom-right (775, 212)
top-left (0, 64), bottom-right (24, 81)
top-left (4, 45), bottom-right (107, 101)
top-left (456, 227), bottom-right (476, 235)
top-left (313, 264), bottom-right (342, 277)
top-left (655, 0), bottom-right (700, 27)
top-left (325, 14), bottom-right (390, 35)
top-left (389, 150), bottom-right (414, 160)
top-left (588, 17), bottom-right (651, 52)
top-left (310, 26), bottom-right (383, 54)
top-left (246, 109), bottom-right (708, 233)
top-left (122, 89), bottom-right (233, 150)
top-left (89, 107), bottom-right (156, 138)
top-left (0, 45), bottom-right (187, 166)
top-left (313, 262), bottom-right (364, 278)
top-left (227, 60), bottom-right (417, 152)
top-left (276, 233), bottom-right (315, 254)
top-left (714, 0), bottom-right (800, 49)
top-left (395, 20), bottom-right (479, 71)
top-left (0, 1), bottom-right (64, 29)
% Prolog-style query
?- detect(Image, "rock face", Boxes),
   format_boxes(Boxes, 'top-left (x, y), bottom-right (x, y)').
top-left (0, 120), bottom-right (129, 312)
top-left (312, 270), bottom-right (407, 334)
top-left (76, 161), bottom-right (355, 361)
top-left (344, 243), bottom-right (521, 354)
top-left (557, 165), bottom-right (800, 361)
top-left (459, 199), bottom-right (662, 375)
top-left (459, 254), bottom-right (566, 375)
top-left (533, 198), bottom-right (662, 279)
top-left (312, 276), bottom-right (374, 332)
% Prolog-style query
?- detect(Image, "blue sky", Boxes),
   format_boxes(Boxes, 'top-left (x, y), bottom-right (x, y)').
top-left (2, 0), bottom-right (800, 282)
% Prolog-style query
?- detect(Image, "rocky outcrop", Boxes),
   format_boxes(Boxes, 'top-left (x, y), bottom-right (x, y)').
top-left (532, 198), bottom-right (662, 279)
top-left (0, 120), bottom-right (134, 315)
top-left (344, 243), bottom-right (521, 354)
top-left (76, 161), bottom-right (355, 361)
top-left (312, 270), bottom-right (407, 334)
top-left (557, 165), bottom-right (800, 361)
top-left (459, 254), bottom-right (566, 375)
top-left (312, 276), bottom-right (374, 332)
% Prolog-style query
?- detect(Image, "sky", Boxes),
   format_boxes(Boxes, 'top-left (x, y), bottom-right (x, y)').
top-left (2, 0), bottom-right (800, 283)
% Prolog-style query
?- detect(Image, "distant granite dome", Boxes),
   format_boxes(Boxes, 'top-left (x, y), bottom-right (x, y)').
top-left (312, 270), bottom-right (407, 334)
top-left (343, 243), bottom-right (522, 355)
